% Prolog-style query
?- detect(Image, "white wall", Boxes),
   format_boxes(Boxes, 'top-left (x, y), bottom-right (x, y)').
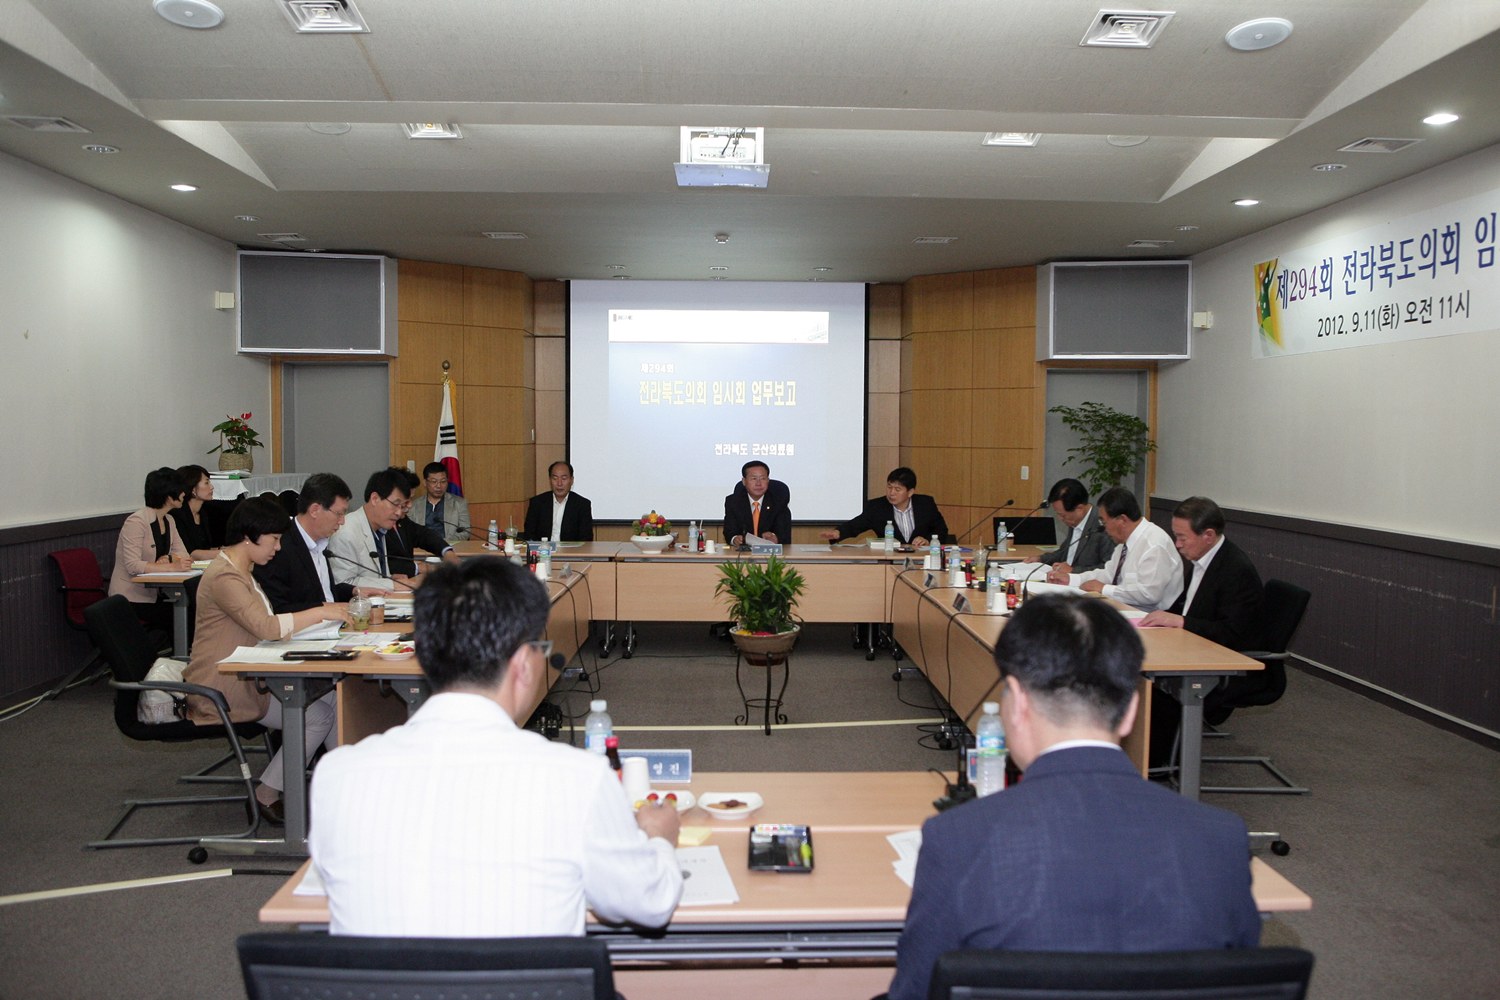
top-left (1161, 143), bottom-right (1500, 548)
top-left (0, 151), bottom-right (271, 528)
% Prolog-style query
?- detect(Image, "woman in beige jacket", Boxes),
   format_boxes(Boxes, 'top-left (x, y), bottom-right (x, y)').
top-left (184, 497), bottom-right (349, 822)
top-left (107, 467), bottom-right (193, 632)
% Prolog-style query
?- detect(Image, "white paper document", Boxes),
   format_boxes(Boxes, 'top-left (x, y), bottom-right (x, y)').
top-left (291, 619), bottom-right (344, 640)
top-left (888, 829), bottom-right (922, 887)
top-left (134, 570), bottom-right (203, 579)
top-left (675, 845), bottom-right (740, 906)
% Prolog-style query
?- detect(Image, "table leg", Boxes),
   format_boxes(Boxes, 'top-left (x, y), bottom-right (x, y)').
top-left (387, 679), bottom-right (429, 716)
top-left (163, 584), bottom-right (190, 658)
top-left (1169, 674), bottom-right (1219, 801)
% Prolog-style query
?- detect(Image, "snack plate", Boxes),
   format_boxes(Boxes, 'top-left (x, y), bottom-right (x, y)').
top-left (698, 792), bottom-right (764, 820)
top-left (373, 646), bottom-right (416, 661)
top-left (633, 789), bottom-right (695, 813)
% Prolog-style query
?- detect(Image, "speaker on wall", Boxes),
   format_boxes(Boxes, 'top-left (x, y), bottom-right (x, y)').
top-left (1036, 261), bottom-right (1191, 360)
top-left (237, 251), bottom-right (398, 355)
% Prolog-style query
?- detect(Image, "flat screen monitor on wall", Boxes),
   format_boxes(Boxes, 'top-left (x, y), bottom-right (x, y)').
top-left (568, 280), bottom-right (868, 522)
top-left (1037, 260), bottom-right (1191, 360)
top-left (237, 251), bottom-right (398, 355)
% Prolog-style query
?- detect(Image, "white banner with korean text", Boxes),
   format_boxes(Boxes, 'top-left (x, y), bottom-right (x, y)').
top-left (1252, 187), bottom-right (1498, 357)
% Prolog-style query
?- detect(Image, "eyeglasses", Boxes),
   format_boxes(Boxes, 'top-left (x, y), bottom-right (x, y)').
top-left (383, 493), bottom-right (413, 513)
top-left (527, 639), bottom-right (554, 659)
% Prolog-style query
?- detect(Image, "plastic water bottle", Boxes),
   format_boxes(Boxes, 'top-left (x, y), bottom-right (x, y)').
top-left (986, 561), bottom-right (1004, 612)
top-left (585, 699), bottom-right (612, 754)
top-left (486, 519), bottom-right (499, 549)
top-left (883, 520), bottom-right (895, 553)
top-left (687, 520), bottom-right (699, 552)
top-left (927, 535), bottom-right (941, 570)
top-left (976, 702), bottom-right (1006, 796)
top-left (537, 540), bottom-right (552, 579)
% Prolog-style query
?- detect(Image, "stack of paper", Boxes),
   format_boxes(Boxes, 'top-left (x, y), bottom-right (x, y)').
top-left (887, 829), bottom-right (922, 887)
top-left (675, 846), bottom-right (740, 906)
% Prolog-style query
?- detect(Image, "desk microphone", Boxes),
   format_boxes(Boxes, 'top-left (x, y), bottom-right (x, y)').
top-left (955, 500), bottom-right (1014, 548)
top-left (368, 552), bottom-right (420, 591)
top-left (323, 549), bottom-right (416, 591)
top-left (1004, 500), bottom-right (1051, 548)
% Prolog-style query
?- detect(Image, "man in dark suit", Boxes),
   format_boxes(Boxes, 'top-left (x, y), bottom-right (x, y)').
top-left (1143, 496), bottom-right (1265, 759)
top-left (1025, 477), bottom-right (1116, 571)
top-left (389, 468), bottom-right (459, 578)
top-left (723, 460), bottom-right (791, 545)
top-left (820, 466), bottom-right (950, 546)
top-left (254, 473), bottom-right (360, 613)
top-left (886, 595), bottom-right (1260, 1000)
top-left (523, 461), bottom-right (594, 541)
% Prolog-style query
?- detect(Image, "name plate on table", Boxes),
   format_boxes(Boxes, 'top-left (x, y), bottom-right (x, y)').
top-left (619, 749), bottom-right (692, 784)
top-left (923, 572), bottom-right (936, 589)
top-left (951, 593), bottom-right (971, 613)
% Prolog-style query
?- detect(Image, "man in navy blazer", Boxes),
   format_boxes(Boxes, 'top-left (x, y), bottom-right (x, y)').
top-left (723, 460), bottom-right (791, 545)
top-left (887, 595), bottom-right (1260, 1000)
top-left (820, 466), bottom-right (950, 546)
top-left (254, 473), bottom-right (359, 613)
top-left (1142, 496), bottom-right (1265, 757)
top-left (523, 461), bottom-right (595, 541)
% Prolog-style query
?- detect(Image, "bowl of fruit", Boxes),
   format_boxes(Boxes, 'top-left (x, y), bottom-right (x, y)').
top-left (374, 643), bottom-right (416, 662)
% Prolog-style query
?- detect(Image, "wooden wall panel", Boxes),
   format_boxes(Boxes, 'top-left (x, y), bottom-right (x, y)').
top-left (464, 267), bottom-right (532, 330)
top-left (972, 328), bottom-right (1037, 389)
top-left (463, 328), bottom-right (527, 386)
top-left (869, 284), bottom-right (902, 340)
top-left (866, 446), bottom-right (899, 497)
top-left (868, 392), bottom-right (899, 448)
top-left (869, 340), bottom-right (900, 394)
top-left (394, 382), bottom-right (443, 445)
top-left (909, 330), bottom-right (974, 390)
top-left (536, 389), bottom-right (566, 447)
top-left (534, 280), bottom-right (566, 337)
top-left (397, 322), bottom-right (465, 383)
top-left (906, 389), bottom-right (971, 448)
top-left (973, 267), bottom-right (1036, 329)
top-left (398, 260), bottom-right (464, 324)
top-left (535, 337), bottom-right (566, 391)
top-left (903, 272), bottom-right (973, 333)
top-left (463, 387), bottom-right (529, 445)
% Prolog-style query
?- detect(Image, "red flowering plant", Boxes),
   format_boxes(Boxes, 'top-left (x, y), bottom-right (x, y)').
top-left (633, 511), bottom-right (673, 537)
top-left (207, 412), bottom-right (265, 456)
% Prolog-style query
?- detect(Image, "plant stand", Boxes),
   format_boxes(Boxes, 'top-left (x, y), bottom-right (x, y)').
top-left (734, 648), bottom-right (792, 735)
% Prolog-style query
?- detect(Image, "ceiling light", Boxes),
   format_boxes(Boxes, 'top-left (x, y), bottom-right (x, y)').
top-left (170, 183), bottom-right (197, 192)
top-left (1080, 9), bottom-right (1176, 48)
top-left (1225, 17), bottom-right (1293, 51)
top-left (1173, 225), bottom-right (1199, 232)
top-left (1233, 198), bottom-right (1259, 207)
top-left (813, 267), bottom-right (833, 272)
top-left (153, 0), bottom-right (225, 29)
top-left (913, 236), bottom-right (959, 245)
top-left (402, 123), bottom-right (463, 140)
top-left (612, 275), bottom-right (631, 280)
top-left (709, 266), bottom-right (729, 272)
top-left (606, 264), bottom-right (627, 270)
top-left (1311, 162), bottom-right (1346, 172)
top-left (1106, 135), bottom-right (1150, 147)
top-left (714, 233), bottom-right (730, 244)
top-left (235, 215), bottom-right (260, 222)
top-left (82, 144), bottom-right (118, 154)
top-left (278, 0), bottom-right (369, 33)
top-left (1422, 112), bottom-right (1460, 126)
top-left (306, 122), bottom-right (351, 135)
top-left (481, 232), bottom-right (527, 240)
top-left (981, 132), bottom-right (1041, 147)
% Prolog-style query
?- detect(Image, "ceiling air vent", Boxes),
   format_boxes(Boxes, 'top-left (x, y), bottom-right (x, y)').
top-left (257, 233), bottom-right (306, 242)
top-left (2, 115), bottom-right (90, 133)
top-left (913, 236), bottom-right (959, 245)
top-left (1337, 137), bottom-right (1423, 154)
top-left (1081, 9), bottom-right (1176, 48)
top-left (1126, 240), bottom-right (1174, 249)
top-left (278, 0), bottom-right (369, 32)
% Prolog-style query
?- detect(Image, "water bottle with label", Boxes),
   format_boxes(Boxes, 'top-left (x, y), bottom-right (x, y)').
top-left (986, 561), bottom-right (1004, 612)
top-left (883, 520), bottom-right (896, 553)
top-left (486, 519), bottom-right (499, 549)
top-left (927, 535), bottom-right (941, 570)
top-left (687, 520), bottom-right (699, 552)
top-left (537, 540), bottom-right (552, 579)
top-left (584, 699), bottom-right (612, 754)
top-left (976, 701), bottom-right (1007, 796)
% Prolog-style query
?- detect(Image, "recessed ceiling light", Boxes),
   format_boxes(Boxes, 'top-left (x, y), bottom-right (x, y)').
top-left (82, 144), bottom-right (119, 154)
top-left (401, 123), bottom-right (463, 140)
top-left (278, 0), bottom-right (369, 33)
top-left (306, 122), bottom-right (351, 135)
top-left (1081, 9), bottom-right (1176, 48)
top-left (1225, 17), bottom-right (1293, 51)
top-left (612, 275), bottom-right (631, 280)
top-left (606, 264), bottom-right (627, 270)
top-left (981, 132), bottom-right (1041, 147)
top-left (1173, 224), bottom-right (1199, 232)
top-left (481, 232), bottom-right (527, 240)
top-left (234, 215), bottom-right (260, 222)
top-left (153, 0), bottom-right (225, 29)
top-left (170, 183), bottom-right (198, 192)
top-left (812, 267), bottom-right (833, 272)
top-left (1106, 135), bottom-right (1149, 147)
top-left (1233, 198), bottom-right (1260, 207)
top-left (1311, 162), bottom-right (1346, 172)
top-left (709, 265), bottom-right (729, 271)
top-left (714, 233), bottom-right (730, 244)
top-left (1422, 112), bottom-right (1460, 126)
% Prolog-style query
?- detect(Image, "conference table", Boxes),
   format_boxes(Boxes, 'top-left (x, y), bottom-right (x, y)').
top-left (259, 770), bottom-right (1312, 1000)
top-left (890, 570), bottom-right (1260, 800)
top-left (213, 566), bottom-right (594, 855)
top-left (131, 569), bottom-right (202, 657)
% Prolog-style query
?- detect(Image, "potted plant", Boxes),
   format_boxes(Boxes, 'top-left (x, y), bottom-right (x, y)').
top-left (207, 412), bottom-right (265, 473)
top-left (629, 511), bottom-right (675, 553)
top-left (1048, 401), bottom-right (1156, 495)
top-left (714, 556), bottom-right (807, 658)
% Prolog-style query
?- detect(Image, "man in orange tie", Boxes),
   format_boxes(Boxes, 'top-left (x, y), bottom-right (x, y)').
top-left (723, 461), bottom-right (791, 547)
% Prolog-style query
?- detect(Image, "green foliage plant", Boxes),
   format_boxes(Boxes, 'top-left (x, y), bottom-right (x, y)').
top-left (714, 556), bottom-right (807, 635)
top-left (1048, 401), bottom-right (1156, 495)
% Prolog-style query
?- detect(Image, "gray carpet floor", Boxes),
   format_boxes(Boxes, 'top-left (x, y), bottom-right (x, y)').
top-left (1, 622), bottom-right (1497, 999)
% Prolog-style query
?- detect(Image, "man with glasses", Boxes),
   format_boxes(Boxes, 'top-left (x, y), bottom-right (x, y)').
top-left (310, 557), bottom-right (683, 936)
top-left (328, 468), bottom-right (424, 592)
top-left (256, 472), bottom-right (372, 613)
top-left (419, 461), bottom-right (470, 542)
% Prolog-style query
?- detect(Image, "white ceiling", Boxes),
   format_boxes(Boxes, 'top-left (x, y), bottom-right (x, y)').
top-left (2, 0), bottom-right (1498, 282)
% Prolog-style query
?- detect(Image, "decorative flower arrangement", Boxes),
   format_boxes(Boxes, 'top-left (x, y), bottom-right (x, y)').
top-left (207, 413), bottom-right (265, 456)
top-left (633, 511), bottom-right (673, 537)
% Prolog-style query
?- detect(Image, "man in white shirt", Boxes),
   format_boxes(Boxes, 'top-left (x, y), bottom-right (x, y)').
top-left (310, 556), bottom-right (683, 936)
top-left (1047, 487), bottom-right (1183, 611)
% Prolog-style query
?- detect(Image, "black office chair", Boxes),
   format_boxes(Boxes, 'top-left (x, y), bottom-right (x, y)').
top-left (1201, 579), bottom-right (1312, 795)
top-left (237, 932), bottom-right (616, 1000)
top-left (927, 947), bottom-right (1314, 1000)
top-left (83, 595), bottom-right (267, 849)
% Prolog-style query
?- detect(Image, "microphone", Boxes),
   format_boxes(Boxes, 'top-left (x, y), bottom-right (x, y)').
top-left (956, 499), bottom-right (1014, 548)
top-left (933, 674), bottom-right (1005, 812)
top-left (323, 549), bottom-right (416, 591)
top-left (370, 553), bottom-right (420, 591)
top-left (1004, 499), bottom-right (1051, 548)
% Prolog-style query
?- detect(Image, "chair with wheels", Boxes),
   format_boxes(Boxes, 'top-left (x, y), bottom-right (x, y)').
top-left (45, 547), bottom-right (112, 695)
top-left (1200, 578), bottom-right (1312, 795)
top-left (236, 932), bottom-right (616, 1000)
top-left (83, 595), bottom-right (267, 849)
top-left (927, 946), bottom-right (1314, 1000)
